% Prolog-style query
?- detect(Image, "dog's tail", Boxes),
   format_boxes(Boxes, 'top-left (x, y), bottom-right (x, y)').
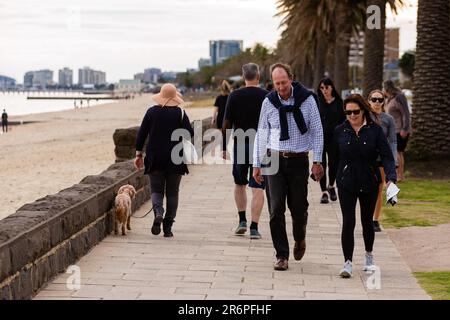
top-left (115, 204), bottom-right (127, 224)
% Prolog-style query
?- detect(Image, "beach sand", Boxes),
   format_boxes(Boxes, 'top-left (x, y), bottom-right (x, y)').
top-left (0, 94), bottom-right (213, 220)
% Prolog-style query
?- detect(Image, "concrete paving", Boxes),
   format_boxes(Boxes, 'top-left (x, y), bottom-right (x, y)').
top-left (34, 151), bottom-right (430, 300)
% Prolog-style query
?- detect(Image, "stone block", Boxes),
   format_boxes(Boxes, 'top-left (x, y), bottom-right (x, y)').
top-left (112, 127), bottom-right (139, 146)
top-left (115, 146), bottom-right (135, 159)
top-left (9, 237), bottom-right (29, 275)
top-left (1, 283), bottom-right (12, 300)
top-left (0, 246), bottom-right (11, 281)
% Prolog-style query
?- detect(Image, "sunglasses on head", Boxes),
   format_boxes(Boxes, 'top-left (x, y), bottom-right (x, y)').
top-left (370, 97), bottom-right (384, 103)
top-left (344, 109), bottom-right (361, 116)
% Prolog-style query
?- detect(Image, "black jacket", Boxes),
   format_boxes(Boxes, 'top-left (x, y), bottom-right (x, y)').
top-left (334, 119), bottom-right (396, 193)
top-left (318, 97), bottom-right (345, 138)
top-left (136, 106), bottom-right (194, 175)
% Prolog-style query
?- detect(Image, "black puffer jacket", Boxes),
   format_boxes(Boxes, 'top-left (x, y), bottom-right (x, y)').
top-left (334, 119), bottom-right (396, 193)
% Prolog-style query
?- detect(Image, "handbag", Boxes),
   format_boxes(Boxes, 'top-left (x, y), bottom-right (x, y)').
top-left (179, 108), bottom-right (199, 164)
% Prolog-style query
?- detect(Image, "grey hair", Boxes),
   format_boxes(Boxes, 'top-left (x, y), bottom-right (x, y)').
top-left (242, 63), bottom-right (260, 81)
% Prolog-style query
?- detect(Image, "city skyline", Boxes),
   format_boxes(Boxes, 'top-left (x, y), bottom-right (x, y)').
top-left (0, 0), bottom-right (418, 83)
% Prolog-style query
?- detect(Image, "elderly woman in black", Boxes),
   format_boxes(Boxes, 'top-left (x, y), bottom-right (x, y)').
top-left (334, 94), bottom-right (396, 278)
top-left (134, 83), bottom-right (194, 238)
top-left (317, 78), bottom-right (345, 204)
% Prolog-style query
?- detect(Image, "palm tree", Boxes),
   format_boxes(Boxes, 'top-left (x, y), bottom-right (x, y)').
top-left (362, 0), bottom-right (404, 97)
top-left (334, 0), bottom-right (366, 94)
top-left (409, 0), bottom-right (450, 159)
top-left (277, 0), bottom-right (374, 93)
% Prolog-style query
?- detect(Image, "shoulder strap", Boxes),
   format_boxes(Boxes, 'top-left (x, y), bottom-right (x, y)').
top-left (179, 107), bottom-right (184, 125)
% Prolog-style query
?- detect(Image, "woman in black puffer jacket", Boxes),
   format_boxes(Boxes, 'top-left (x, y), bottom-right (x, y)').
top-left (334, 94), bottom-right (396, 278)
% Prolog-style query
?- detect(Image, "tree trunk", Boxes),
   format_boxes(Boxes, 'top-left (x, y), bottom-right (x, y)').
top-left (303, 61), bottom-right (314, 89)
top-left (362, 0), bottom-right (386, 98)
top-left (410, 0), bottom-right (450, 159)
top-left (313, 32), bottom-right (328, 91)
top-left (334, 1), bottom-right (352, 95)
top-left (326, 26), bottom-right (336, 80)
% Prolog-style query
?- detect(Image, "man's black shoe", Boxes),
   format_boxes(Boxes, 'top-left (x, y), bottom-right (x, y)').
top-left (328, 187), bottom-right (337, 201)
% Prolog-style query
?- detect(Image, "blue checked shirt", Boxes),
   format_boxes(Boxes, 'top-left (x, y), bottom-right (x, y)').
top-left (253, 91), bottom-right (324, 167)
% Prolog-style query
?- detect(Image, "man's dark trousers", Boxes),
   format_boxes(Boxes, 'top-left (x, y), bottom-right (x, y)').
top-left (265, 154), bottom-right (309, 259)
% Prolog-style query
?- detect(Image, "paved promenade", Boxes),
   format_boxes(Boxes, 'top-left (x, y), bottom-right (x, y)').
top-left (35, 156), bottom-right (430, 300)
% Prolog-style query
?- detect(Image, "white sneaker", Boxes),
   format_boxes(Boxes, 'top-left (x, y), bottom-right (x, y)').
top-left (363, 252), bottom-right (376, 271)
top-left (339, 260), bottom-right (353, 278)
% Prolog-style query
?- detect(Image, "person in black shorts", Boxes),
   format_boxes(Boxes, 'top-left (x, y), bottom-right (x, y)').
top-left (222, 63), bottom-right (269, 239)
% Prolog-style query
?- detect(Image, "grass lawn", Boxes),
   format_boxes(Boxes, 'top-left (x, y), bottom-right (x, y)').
top-left (381, 179), bottom-right (450, 228)
top-left (413, 272), bottom-right (450, 300)
top-left (184, 97), bottom-right (216, 108)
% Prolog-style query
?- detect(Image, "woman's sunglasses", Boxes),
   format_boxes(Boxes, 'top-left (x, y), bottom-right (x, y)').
top-left (344, 109), bottom-right (361, 116)
top-left (370, 97), bottom-right (384, 103)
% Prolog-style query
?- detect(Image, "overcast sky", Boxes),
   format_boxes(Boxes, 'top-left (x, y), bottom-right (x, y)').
top-left (0, 0), bottom-right (417, 83)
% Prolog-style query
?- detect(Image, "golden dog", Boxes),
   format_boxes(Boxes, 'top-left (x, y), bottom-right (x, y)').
top-left (114, 184), bottom-right (136, 236)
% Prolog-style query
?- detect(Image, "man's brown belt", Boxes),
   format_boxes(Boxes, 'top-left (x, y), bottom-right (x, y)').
top-left (268, 149), bottom-right (309, 158)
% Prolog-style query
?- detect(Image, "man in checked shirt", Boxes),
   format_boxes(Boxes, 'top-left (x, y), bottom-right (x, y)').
top-left (252, 63), bottom-right (324, 271)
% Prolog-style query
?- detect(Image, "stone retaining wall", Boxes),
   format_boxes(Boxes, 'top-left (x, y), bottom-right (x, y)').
top-left (0, 116), bottom-right (214, 300)
top-left (0, 161), bottom-right (150, 300)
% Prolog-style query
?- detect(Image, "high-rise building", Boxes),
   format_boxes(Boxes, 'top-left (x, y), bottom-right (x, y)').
top-left (58, 67), bottom-right (73, 87)
top-left (134, 73), bottom-right (144, 82)
top-left (384, 28), bottom-right (400, 63)
top-left (23, 69), bottom-right (53, 89)
top-left (209, 40), bottom-right (243, 66)
top-left (78, 67), bottom-right (106, 85)
top-left (0, 75), bottom-right (16, 89)
top-left (142, 68), bottom-right (162, 84)
top-left (24, 72), bottom-right (34, 88)
top-left (198, 58), bottom-right (212, 69)
top-left (348, 28), bottom-right (400, 68)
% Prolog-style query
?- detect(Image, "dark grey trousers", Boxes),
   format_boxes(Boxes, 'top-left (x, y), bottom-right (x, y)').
top-left (149, 171), bottom-right (182, 223)
top-left (265, 156), bottom-right (309, 260)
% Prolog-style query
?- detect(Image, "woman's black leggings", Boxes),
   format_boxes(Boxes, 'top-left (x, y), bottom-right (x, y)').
top-left (338, 187), bottom-right (378, 262)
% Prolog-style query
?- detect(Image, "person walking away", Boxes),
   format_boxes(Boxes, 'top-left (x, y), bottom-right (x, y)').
top-left (334, 94), bottom-right (396, 278)
top-left (253, 63), bottom-right (324, 270)
top-left (316, 78), bottom-right (345, 204)
top-left (134, 83), bottom-right (194, 237)
top-left (222, 63), bottom-right (268, 239)
top-left (383, 80), bottom-right (410, 182)
top-left (212, 80), bottom-right (231, 129)
top-left (2, 109), bottom-right (8, 133)
top-left (368, 90), bottom-right (397, 232)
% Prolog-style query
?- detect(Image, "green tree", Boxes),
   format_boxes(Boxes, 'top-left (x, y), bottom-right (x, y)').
top-left (398, 51), bottom-right (415, 80)
top-left (276, 0), bottom-right (366, 92)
